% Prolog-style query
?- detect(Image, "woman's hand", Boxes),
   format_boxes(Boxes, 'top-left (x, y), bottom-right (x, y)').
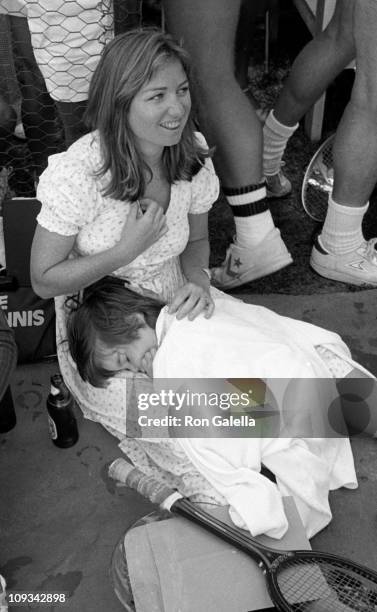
top-left (168, 281), bottom-right (214, 321)
top-left (177, 212), bottom-right (214, 320)
top-left (117, 199), bottom-right (168, 261)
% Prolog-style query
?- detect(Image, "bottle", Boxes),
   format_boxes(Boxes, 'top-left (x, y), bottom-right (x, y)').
top-left (0, 386), bottom-right (16, 433)
top-left (46, 374), bottom-right (79, 448)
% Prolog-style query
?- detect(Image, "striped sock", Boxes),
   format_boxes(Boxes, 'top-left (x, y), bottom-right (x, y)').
top-left (321, 195), bottom-right (368, 255)
top-left (263, 110), bottom-right (298, 176)
top-left (223, 182), bottom-right (275, 249)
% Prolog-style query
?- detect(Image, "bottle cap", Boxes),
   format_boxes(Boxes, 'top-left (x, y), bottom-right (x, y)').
top-left (50, 384), bottom-right (60, 396)
top-left (50, 374), bottom-right (64, 396)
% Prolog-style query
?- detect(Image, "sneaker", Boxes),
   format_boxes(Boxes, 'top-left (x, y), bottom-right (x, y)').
top-left (310, 235), bottom-right (377, 286)
top-left (266, 167), bottom-right (292, 199)
top-left (210, 228), bottom-right (293, 290)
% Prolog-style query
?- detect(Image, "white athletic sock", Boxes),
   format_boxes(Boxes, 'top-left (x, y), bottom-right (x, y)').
top-left (320, 195), bottom-right (369, 255)
top-left (234, 210), bottom-right (275, 248)
top-left (224, 184), bottom-right (275, 249)
top-left (263, 110), bottom-right (298, 176)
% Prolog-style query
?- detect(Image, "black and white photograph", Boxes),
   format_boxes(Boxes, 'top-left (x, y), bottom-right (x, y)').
top-left (1, 1), bottom-right (377, 610)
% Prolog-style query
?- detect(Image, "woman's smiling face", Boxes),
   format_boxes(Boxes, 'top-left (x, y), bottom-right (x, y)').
top-left (128, 58), bottom-right (191, 157)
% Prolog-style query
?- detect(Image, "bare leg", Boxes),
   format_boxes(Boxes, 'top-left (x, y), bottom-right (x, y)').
top-left (310, 0), bottom-right (377, 285)
top-left (332, 0), bottom-right (377, 207)
top-left (263, 1), bottom-right (354, 184)
top-left (274, 0), bottom-right (355, 127)
top-left (164, 0), bottom-right (292, 289)
top-left (163, 0), bottom-right (263, 187)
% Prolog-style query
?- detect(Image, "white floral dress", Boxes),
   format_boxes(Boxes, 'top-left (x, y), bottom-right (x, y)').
top-left (36, 130), bottom-right (366, 507)
top-left (36, 130), bottom-right (227, 504)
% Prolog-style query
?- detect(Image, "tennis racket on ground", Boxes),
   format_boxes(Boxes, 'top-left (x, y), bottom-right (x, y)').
top-left (302, 134), bottom-right (335, 223)
top-left (109, 457), bottom-right (377, 612)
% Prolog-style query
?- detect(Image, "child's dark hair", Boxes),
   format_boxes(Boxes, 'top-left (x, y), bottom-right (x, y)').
top-left (66, 276), bottom-right (164, 388)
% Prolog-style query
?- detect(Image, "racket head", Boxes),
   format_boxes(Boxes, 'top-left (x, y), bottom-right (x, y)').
top-left (109, 459), bottom-right (377, 612)
top-left (301, 134), bottom-right (335, 223)
top-left (267, 549), bottom-right (377, 612)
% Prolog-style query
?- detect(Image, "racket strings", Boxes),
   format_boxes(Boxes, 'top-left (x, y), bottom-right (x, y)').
top-left (276, 556), bottom-right (377, 611)
top-left (302, 135), bottom-right (334, 223)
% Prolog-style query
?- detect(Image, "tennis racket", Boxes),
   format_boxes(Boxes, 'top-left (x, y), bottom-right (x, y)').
top-left (109, 457), bottom-right (377, 612)
top-left (302, 134), bottom-right (335, 223)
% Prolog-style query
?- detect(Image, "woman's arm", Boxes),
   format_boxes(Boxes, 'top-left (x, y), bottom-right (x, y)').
top-left (180, 213), bottom-right (211, 288)
top-left (31, 226), bottom-right (126, 298)
top-left (31, 201), bottom-right (167, 298)
top-left (169, 212), bottom-right (214, 320)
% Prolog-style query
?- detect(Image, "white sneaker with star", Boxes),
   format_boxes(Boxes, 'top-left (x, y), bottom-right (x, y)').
top-left (210, 228), bottom-right (293, 290)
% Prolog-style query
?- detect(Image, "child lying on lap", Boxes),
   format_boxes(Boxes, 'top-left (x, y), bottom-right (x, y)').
top-left (66, 276), bottom-right (376, 538)
top-left (67, 276), bottom-right (374, 387)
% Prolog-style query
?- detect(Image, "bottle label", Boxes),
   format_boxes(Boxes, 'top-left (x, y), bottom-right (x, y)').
top-left (48, 415), bottom-right (58, 440)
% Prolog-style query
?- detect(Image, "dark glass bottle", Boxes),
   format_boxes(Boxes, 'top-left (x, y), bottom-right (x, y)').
top-left (46, 374), bottom-right (79, 448)
top-left (0, 385), bottom-right (17, 433)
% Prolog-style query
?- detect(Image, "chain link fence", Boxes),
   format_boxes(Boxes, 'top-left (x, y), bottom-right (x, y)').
top-left (0, 0), bottom-right (162, 199)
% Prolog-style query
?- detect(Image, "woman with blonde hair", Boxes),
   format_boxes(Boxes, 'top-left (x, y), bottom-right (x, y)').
top-left (31, 28), bottom-right (219, 439)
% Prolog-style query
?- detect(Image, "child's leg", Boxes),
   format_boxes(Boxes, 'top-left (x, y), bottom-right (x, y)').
top-left (336, 368), bottom-right (377, 437)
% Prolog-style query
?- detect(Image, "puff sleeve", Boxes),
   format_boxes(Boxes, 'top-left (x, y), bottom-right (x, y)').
top-left (36, 150), bottom-right (100, 236)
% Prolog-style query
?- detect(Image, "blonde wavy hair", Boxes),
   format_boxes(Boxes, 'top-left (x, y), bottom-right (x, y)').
top-left (85, 27), bottom-right (210, 202)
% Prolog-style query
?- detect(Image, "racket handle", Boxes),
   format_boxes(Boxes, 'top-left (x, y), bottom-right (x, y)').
top-left (108, 458), bottom-right (183, 510)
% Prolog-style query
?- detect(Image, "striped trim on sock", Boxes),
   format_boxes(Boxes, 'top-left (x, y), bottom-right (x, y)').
top-left (223, 182), bottom-right (266, 196)
top-left (225, 184), bottom-right (268, 216)
top-left (263, 110), bottom-right (298, 176)
top-left (229, 199), bottom-right (270, 217)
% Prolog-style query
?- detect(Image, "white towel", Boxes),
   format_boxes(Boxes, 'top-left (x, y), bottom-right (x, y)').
top-left (153, 295), bottom-right (358, 538)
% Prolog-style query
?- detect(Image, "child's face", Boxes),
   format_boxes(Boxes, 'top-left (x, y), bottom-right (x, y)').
top-left (94, 316), bottom-right (157, 374)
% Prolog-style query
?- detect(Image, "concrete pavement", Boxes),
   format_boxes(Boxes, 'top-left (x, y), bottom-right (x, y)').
top-left (1, 287), bottom-right (377, 611)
